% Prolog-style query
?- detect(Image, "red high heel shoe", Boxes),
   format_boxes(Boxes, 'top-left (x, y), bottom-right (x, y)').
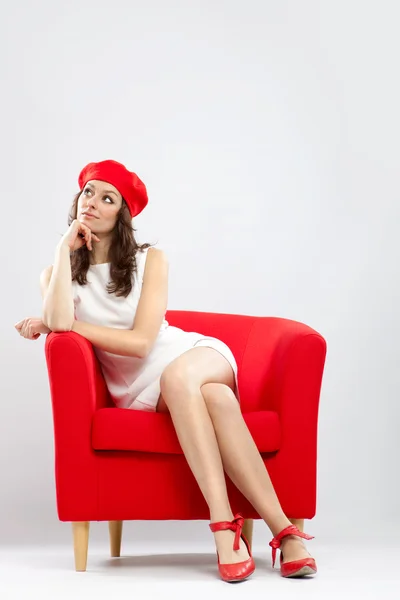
top-left (209, 514), bottom-right (255, 583)
top-left (269, 524), bottom-right (317, 577)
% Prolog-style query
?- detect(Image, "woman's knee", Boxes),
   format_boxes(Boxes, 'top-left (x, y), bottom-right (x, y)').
top-left (159, 361), bottom-right (197, 402)
top-left (201, 382), bottom-right (239, 412)
top-left (159, 347), bottom-right (236, 407)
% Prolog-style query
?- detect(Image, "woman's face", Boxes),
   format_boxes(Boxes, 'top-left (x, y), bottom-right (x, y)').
top-left (77, 179), bottom-right (123, 233)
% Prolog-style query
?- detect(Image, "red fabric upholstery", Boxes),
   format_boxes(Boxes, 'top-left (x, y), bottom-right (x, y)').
top-left (45, 311), bottom-right (326, 523)
top-left (92, 408), bottom-right (281, 454)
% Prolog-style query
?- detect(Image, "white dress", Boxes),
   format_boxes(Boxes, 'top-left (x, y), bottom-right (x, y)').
top-left (72, 247), bottom-right (239, 412)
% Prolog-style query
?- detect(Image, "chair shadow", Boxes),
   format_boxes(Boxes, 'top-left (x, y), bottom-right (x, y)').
top-left (33, 548), bottom-right (274, 581)
top-left (97, 552), bottom-right (218, 580)
top-left (96, 551), bottom-right (272, 581)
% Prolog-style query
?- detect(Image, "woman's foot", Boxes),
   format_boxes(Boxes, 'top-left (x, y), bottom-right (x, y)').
top-left (280, 535), bottom-right (311, 564)
top-left (213, 528), bottom-right (251, 564)
top-left (269, 525), bottom-right (317, 577)
top-left (209, 514), bottom-right (255, 582)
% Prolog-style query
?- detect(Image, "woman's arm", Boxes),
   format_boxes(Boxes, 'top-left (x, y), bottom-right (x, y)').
top-left (40, 241), bottom-right (74, 332)
top-left (71, 321), bottom-right (148, 358)
top-left (132, 247), bottom-right (169, 355)
top-left (71, 248), bottom-right (169, 358)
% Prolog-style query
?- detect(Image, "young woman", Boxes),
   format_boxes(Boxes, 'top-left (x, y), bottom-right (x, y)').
top-left (15, 159), bottom-right (317, 582)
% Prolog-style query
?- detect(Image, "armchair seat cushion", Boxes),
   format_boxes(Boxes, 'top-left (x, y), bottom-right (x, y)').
top-left (92, 408), bottom-right (281, 454)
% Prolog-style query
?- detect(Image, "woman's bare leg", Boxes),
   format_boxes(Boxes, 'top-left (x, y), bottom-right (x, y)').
top-left (157, 347), bottom-right (250, 565)
top-left (200, 381), bottom-right (311, 563)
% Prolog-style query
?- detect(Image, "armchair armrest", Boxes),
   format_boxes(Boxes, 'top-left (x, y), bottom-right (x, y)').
top-left (239, 317), bottom-right (326, 412)
top-left (45, 331), bottom-right (109, 521)
top-left (239, 317), bottom-right (327, 517)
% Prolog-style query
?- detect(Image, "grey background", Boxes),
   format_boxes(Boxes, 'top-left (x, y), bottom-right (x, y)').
top-left (1, 0), bottom-right (398, 548)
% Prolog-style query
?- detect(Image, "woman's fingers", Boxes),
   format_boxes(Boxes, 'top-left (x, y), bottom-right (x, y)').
top-left (27, 321), bottom-right (40, 339)
top-left (17, 318), bottom-right (30, 337)
top-left (15, 318), bottom-right (45, 339)
top-left (79, 223), bottom-right (94, 251)
top-left (68, 220), bottom-right (100, 251)
top-left (14, 320), bottom-right (24, 331)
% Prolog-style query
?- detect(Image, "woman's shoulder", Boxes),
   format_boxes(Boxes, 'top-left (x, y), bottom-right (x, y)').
top-left (136, 246), bottom-right (168, 283)
top-left (147, 246), bottom-right (167, 258)
top-left (144, 246), bottom-right (168, 267)
top-left (137, 246), bottom-right (168, 263)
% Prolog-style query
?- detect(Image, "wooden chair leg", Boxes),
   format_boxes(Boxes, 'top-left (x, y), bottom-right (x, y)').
top-left (242, 519), bottom-right (254, 550)
top-left (72, 522), bottom-right (90, 572)
top-left (109, 520), bottom-right (123, 557)
top-left (289, 518), bottom-right (304, 532)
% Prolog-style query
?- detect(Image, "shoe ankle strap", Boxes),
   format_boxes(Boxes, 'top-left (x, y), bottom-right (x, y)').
top-left (209, 513), bottom-right (244, 551)
top-left (269, 525), bottom-right (314, 567)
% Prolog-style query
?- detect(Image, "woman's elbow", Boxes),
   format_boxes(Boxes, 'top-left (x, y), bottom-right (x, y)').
top-left (45, 315), bottom-right (74, 333)
top-left (42, 304), bottom-right (74, 333)
top-left (135, 336), bottom-right (151, 359)
top-left (50, 323), bottom-right (73, 333)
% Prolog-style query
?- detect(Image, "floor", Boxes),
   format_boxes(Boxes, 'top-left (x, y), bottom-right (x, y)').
top-left (1, 541), bottom-right (399, 599)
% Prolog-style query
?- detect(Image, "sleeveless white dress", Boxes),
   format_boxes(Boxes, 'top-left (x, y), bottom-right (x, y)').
top-left (72, 247), bottom-right (239, 412)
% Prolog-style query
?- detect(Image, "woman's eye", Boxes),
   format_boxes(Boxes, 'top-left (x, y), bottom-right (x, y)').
top-left (82, 189), bottom-right (112, 203)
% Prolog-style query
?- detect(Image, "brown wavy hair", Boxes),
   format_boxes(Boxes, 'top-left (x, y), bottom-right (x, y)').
top-left (68, 190), bottom-right (154, 298)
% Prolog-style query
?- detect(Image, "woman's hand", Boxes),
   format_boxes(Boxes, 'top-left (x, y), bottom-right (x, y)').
top-left (14, 317), bottom-right (51, 340)
top-left (59, 219), bottom-right (101, 252)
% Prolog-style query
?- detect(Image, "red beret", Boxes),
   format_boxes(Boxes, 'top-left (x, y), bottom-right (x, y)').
top-left (78, 159), bottom-right (148, 218)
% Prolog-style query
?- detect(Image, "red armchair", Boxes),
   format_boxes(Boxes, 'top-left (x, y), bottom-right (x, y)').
top-left (45, 310), bottom-right (326, 571)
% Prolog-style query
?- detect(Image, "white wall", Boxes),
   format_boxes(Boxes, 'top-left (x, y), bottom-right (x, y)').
top-left (1, 0), bottom-right (398, 546)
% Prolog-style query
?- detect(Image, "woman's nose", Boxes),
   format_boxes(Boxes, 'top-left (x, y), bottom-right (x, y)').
top-left (87, 195), bottom-right (97, 208)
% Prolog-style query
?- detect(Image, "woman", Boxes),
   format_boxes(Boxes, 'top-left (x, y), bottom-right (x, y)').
top-left (15, 159), bottom-right (317, 582)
